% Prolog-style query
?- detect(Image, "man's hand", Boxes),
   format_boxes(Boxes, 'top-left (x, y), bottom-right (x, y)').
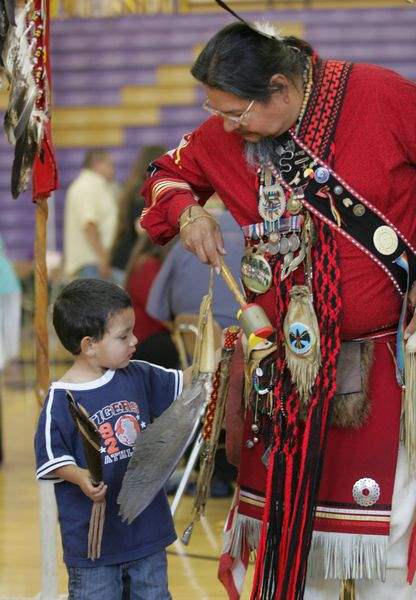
top-left (179, 205), bottom-right (226, 272)
top-left (54, 465), bottom-right (108, 502)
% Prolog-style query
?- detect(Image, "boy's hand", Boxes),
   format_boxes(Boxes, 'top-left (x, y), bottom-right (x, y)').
top-left (54, 465), bottom-right (107, 502)
top-left (78, 470), bottom-right (108, 502)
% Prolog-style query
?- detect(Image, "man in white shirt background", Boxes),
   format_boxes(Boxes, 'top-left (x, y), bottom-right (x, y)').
top-left (64, 149), bottom-right (119, 281)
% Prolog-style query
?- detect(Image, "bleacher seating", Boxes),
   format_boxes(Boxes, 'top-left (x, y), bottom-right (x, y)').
top-left (1, 6), bottom-right (415, 261)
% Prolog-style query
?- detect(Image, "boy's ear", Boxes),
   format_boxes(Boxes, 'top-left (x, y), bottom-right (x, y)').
top-left (80, 336), bottom-right (96, 357)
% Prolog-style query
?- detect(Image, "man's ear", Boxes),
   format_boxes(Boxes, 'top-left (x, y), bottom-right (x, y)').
top-left (269, 73), bottom-right (291, 102)
top-left (269, 73), bottom-right (288, 90)
top-left (80, 336), bottom-right (96, 357)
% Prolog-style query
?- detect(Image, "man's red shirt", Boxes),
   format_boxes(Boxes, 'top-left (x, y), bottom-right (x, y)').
top-left (141, 63), bottom-right (416, 339)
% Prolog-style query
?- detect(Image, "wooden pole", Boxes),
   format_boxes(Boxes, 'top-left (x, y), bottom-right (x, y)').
top-left (34, 196), bottom-right (50, 406)
top-left (34, 195), bottom-right (58, 600)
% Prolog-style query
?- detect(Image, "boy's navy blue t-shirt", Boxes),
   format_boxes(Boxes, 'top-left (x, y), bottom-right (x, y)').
top-left (35, 360), bottom-right (183, 568)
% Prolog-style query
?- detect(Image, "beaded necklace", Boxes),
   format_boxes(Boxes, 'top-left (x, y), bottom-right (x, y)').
top-left (295, 56), bottom-right (314, 134)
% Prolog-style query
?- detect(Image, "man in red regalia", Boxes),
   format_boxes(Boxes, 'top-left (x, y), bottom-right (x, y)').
top-left (140, 15), bottom-right (416, 600)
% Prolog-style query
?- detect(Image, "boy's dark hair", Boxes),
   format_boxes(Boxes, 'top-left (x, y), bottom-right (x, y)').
top-left (53, 279), bottom-right (132, 355)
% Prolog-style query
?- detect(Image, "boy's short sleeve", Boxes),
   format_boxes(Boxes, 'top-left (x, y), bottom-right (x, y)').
top-left (35, 387), bottom-right (77, 480)
top-left (131, 361), bottom-right (183, 420)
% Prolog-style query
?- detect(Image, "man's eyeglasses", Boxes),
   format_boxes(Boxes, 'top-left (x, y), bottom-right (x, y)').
top-left (202, 98), bottom-right (255, 125)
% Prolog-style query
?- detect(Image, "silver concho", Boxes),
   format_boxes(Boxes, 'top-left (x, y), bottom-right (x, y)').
top-left (241, 253), bottom-right (273, 294)
top-left (267, 231), bottom-right (280, 255)
top-left (314, 166), bottom-right (330, 184)
top-left (288, 233), bottom-right (301, 252)
top-left (373, 226), bottom-right (398, 256)
top-left (268, 242), bottom-right (280, 256)
top-left (279, 236), bottom-right (290, 255)
top-left (352, 477), bottom-right (380, 507)
top-left (353, 203), bottom-right (366, 217)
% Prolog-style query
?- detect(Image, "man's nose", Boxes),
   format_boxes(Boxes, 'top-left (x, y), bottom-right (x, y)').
top-left (223, 118), bottom-right (239, 133)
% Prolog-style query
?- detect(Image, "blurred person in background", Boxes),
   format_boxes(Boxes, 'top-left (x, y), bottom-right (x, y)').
top-left (125, 233), bottom-right (178, 369)
top-left (147, 195), bottom-right (244, 329)
top-left (111, 145), bottom-right (167, 283)
top-left (63, 149), bottom-right (118, 281)
top-left (0, 235), bottom-right (22, 372)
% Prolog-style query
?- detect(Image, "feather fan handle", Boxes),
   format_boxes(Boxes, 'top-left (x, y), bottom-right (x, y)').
top-left (66, 390), bottom-right (103, 485)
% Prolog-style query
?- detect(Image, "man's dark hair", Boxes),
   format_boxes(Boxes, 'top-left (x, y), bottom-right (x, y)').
top-left (53, 279), bottom-right (132, 355)
top-left (191, 22), bottom-right (312, 102)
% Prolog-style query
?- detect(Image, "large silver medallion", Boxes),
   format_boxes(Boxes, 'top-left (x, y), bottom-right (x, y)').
top-left (352, 477), bottom-right (380, 507)
top-left (241, 253), bottom-right (273, 294)
top-left (373, 226), bottom-right (398, 256)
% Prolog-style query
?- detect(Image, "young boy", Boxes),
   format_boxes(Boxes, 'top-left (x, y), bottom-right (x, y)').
top-left (35, 279), bottom-right (188, 599)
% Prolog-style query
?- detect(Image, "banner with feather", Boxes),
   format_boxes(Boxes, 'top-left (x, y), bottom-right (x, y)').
top-left (1, 0), bottom-right (58, 199)
top-left (66, 390), bottom-right (106, 561)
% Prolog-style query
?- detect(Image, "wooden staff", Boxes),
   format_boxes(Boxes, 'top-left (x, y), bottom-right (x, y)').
top-left (34, 193), bottom-right (58, 600)
top-left (220, 259), bottom-right (246, 307)
top-left (34, 196), bottom-right (50, 406)
top-left (220, 259), bottom-right (274, 345)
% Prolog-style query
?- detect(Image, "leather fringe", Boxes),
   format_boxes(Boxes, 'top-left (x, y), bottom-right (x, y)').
top-left (223, 512), bottom-right (262, 559)
top-left (308, 531), bottom-right (387, 581)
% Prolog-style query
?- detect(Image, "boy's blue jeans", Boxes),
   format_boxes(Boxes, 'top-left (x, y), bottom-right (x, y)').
top-left (67, 550), bottom-right (171, 600)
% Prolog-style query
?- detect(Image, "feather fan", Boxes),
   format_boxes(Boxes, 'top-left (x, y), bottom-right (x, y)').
top-left (118, 290), bottom-right (217, 524)
top-left (67, 391), bottom-right (105, 560)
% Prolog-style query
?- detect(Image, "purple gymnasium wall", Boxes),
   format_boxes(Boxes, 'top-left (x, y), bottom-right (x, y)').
top-left (0, 7), bottom-right (415, 261)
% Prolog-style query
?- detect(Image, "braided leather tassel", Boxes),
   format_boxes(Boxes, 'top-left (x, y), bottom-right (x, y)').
top-left (182, 326), bottom-right (240, 542)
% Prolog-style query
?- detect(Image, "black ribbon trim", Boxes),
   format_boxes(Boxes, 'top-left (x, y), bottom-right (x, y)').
top-left (277, 138), bottom-right (416, 294)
